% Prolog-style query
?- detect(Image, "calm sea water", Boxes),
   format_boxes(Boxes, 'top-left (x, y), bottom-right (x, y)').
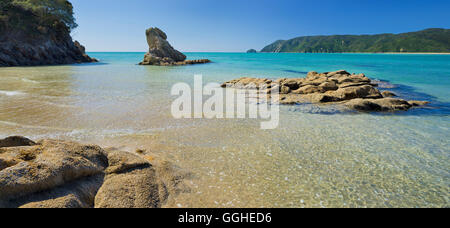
top-left (0, 52), bottom-right (448, 207)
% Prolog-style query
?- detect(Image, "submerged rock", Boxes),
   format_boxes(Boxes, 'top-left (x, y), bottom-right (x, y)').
top-left (0, 136), bottom-right (36, 148)
top-left (408, 100), bottom-right (430, 107)
top-left (382, 91), bottom-right (397, 98)
top-left (139, 27), bottom-right (210, 66)
top-left (0, 137), bottom-right (189, 208)
top-left (221, 77), bottom-right (273, 89)
top-left (222, 70), bottom-right (429, 112)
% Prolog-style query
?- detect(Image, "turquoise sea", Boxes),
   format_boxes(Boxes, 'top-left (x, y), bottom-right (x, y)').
top-left (0, 52), bottom-right (449, 207)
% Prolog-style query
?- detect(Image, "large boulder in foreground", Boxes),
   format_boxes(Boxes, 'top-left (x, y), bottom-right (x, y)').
top-left (0, 137), bottom-right (189, 208)
top-left (139, 27), bottom-right (210, 66)
top-left (0, 139), bottom-right (108, 207)
top-left (94, 150), bottom-right (161, 208)
top-left (222, 70), bottom-right (429, 112)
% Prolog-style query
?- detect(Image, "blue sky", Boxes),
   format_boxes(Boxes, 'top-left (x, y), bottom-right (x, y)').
top-left (71, 0), bottom-right (450, 52)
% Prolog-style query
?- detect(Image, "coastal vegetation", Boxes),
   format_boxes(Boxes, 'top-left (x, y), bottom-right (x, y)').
top-left (261, 28), bottom-right (450, 53)
top-left (0, 0), bottom-right (77, 39)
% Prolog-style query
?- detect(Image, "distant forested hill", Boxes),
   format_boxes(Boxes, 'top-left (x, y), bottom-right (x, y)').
top-left (261, 29), bottom-right (450, 53)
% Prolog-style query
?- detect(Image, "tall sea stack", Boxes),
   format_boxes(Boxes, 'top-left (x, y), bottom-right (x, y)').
top-left (139, 27), bottom-right (210, 66)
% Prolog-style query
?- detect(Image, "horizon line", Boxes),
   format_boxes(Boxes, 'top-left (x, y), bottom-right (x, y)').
top-left (85, 51), bottom-right (450, 55)
top-left (85, 51), bottom-right (250, 53)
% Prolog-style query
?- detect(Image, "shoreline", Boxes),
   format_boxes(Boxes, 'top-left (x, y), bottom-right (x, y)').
top-left (257, 52), bottom-right (450, 55)
top-left (343, 52), bottom-right (450, 55)
top-left (83, 51), bottom-right (450, 55)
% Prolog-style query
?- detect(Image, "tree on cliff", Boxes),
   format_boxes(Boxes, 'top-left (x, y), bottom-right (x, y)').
top-left (0, 0), bottom-right (77, 36)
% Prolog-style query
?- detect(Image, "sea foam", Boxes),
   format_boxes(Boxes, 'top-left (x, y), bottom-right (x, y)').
top-left (21, 78), bottom-right (39, 84)
top-left (0, 90), bottom-right (25, 96)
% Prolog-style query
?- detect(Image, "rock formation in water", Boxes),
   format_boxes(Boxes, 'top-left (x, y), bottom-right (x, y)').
top-left (247, 49), bottom-right (257, 53)
top-left (0, 136), bottom-right (189, 208)
top-left (222, 70), bottom-right (430, 112)
top-left (139, 27), bottom-right (210, 66)
top-left (0, 0), bottom-right (97, 67)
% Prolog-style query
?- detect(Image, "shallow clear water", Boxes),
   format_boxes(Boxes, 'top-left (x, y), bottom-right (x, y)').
top-left (0, 53), bottom-right (448, 208)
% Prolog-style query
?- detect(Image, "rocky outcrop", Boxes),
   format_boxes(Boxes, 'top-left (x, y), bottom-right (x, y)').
top-left (165, 59), bottom-right (211, 66)
top-left (0, 33), bottom-right (97, 67)
top-left (247, 49), bottom-right (257, 53)
top-left (0, 137), bottom-right (189, 208)
top-left (222, 70), bottom-right (430, 112)
top-left (144, 27), bottom-right (186, 62)
top-left (0, 0), bottom-right (97, 67)
top-left (139, 27), bottom-right (210, 66)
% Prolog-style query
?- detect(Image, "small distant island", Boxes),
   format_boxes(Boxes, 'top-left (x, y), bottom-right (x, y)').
top-left (247, 49), bottom-right (257, 53)
top-left (261, 28), bottom-right (450, 53)
top-left (0, 0), bottom-right (96, 67)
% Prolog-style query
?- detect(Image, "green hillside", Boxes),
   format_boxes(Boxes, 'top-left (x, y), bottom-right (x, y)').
top-left (261, 29), bottom-right (450, 53)
top-left (0, 0), bottom-right (77, 40)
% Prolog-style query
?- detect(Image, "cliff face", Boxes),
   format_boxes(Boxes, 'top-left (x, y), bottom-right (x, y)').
top-left (0, 30), bottom-right (97, 67)
top-left (0, 0), bottom-right (97, 67)
top-left (261, 28), bottom-right (450, 53)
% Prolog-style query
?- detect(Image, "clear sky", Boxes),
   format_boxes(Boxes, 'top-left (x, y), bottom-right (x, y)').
top-left (71, 0), bottom-right (450, 52)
